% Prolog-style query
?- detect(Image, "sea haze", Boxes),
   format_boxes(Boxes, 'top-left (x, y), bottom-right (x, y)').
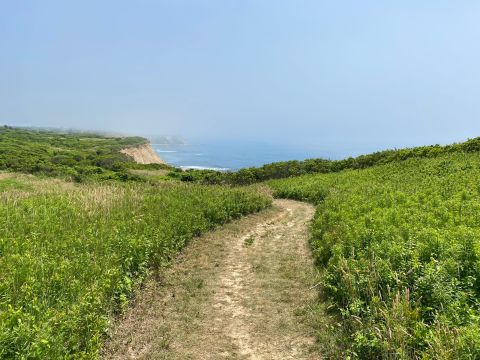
top-left (152, 140), bottom-right (336, 171)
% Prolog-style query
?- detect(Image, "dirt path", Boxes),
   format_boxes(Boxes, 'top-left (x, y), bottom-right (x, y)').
top-left (104, 200), bottom-right (322, 360)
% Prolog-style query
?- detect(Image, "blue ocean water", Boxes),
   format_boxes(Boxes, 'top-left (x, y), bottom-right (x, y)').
top-left (152, 140), bottom-right (334, 171)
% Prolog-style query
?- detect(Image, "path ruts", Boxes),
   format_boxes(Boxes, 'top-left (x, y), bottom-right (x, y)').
top-left (104, 200), bottom-right (321, 360)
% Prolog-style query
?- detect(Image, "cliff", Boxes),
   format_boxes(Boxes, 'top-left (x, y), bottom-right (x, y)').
top-left (120, 142), bottom-right (165, 165)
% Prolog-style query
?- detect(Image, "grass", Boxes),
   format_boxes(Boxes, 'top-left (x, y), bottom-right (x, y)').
top-left (244, 235), bottom-right (255, 246)
top-left (0, 174), bottom-right (271, 359)
top-left (105, 200), bottom-right (321, 359)
top-left (129, 168), bottom-right (171, 179)
top-left (269, 152), bottom-right (480, 359)
top-left (5, 126), bottom-right (480, 358)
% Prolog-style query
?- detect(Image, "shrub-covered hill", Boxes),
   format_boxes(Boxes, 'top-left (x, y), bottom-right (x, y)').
top-left (186, 136), bottom-right (480, 185)
top-left (0, 173), bottom-right (271, 358)
top-left (0, 126), bottom-right (170, 181)
top-left (269, 152), bottom-right (480, 359)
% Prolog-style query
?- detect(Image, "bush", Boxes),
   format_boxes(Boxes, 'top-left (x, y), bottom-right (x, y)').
top-left (0, 127), bottom-right (153, 181)
top-left (0, 179), bottom-right (271, 358)
top-left (269, 152), bottom-right (480, 358)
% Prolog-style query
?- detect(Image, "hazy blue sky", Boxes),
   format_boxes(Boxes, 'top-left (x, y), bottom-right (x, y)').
top-left (2, 1), bottom-right (480, 153)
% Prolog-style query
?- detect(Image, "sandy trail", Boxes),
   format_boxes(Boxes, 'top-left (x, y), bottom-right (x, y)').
top-left (104, 199), bottom-right (321, 360)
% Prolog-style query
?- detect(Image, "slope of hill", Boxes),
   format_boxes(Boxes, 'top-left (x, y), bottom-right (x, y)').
top-left (0, 126), bottom-right (169, 182)
top-left (0, 174), bottom-right (270, 358)
top-left (189, 137), bottom-right (480, 185)
top-left (269, 151), bottom-right (480, 358)
top-left (3, 127), bottom-right (480, 359)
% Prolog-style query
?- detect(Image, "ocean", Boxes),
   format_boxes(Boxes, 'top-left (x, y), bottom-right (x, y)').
top-left (152, 140), bottom-right (335, 171)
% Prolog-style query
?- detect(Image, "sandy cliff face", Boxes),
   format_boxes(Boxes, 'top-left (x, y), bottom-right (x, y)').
top-left (120, 143), bottom-right (165, 164)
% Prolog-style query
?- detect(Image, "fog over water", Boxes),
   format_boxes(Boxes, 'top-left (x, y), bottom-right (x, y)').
top-left (2, 1), bottom-right (480, 161)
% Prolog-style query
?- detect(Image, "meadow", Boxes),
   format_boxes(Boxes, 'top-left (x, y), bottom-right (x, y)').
top-left (0, 174), bottom-right (270, 358)
top-left (3, 127), bottom-right (480, 359)
top-left (269, 152), bottom-right (480, 358)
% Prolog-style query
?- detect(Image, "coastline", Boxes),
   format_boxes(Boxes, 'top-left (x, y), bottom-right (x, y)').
top-left (121, 142), bottom-right (165, 165)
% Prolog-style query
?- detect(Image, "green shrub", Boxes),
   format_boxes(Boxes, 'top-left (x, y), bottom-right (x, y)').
top-left (190, 136), bottom-right (480, 186)
top-left (0, 127), bottom-right (169, 182)
top-left (269, 152), bottom-right (480, 358)
top-left (0, 179), bottom-right (271, 358)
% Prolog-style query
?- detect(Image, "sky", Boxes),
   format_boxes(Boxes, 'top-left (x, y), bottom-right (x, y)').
top-left (1, 1), bottom-right (480, 154)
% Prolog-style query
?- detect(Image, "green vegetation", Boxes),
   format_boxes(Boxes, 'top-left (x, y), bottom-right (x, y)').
top-left (269, 152), bottom-right (480, 358)
top-left (188, 137), bottom-right (480, 186)
top-left (244, 235), bottom-right (255, 247)
top-left (0, 174), bottom-right (270, 358)
top-left (4, 126), bottom-right (480, 359)
top-left (0, 126), bottom-right (171, 182)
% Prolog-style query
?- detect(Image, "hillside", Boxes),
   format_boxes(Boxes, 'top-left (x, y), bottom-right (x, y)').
top-left (0, 173), bottom-right (270, 358)
top-left (104, 200), bottom-right (321, 359)
top-left (269, 151), bottom-right (480, 358)
top-left (187, 137), bottom-right (480, 185)
top-left (0, 126), bottom-right (169, 182)
top-left (2, 128), bottom-right (480, 359)
top-left (0, 127), bottom-right (275, 358)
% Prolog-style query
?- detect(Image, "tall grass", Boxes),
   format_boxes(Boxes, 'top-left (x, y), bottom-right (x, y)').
top-left (269, 152), bottom-right (480, 359)
top-left (0, 177), bottom-right (270, 358)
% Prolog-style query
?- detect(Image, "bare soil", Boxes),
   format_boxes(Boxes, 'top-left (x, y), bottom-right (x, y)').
top-left (103, 199), bottom-right (323, 360)
top-left (121, 143), bottom-right (165, 164)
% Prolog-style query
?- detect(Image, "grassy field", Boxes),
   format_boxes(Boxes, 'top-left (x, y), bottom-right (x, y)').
top-left (269, 152), bottom-right (480, 358)
top-left (4, 127), bottom-right (480, 359)
top-left (0, 173), bottom-right (270, 358)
